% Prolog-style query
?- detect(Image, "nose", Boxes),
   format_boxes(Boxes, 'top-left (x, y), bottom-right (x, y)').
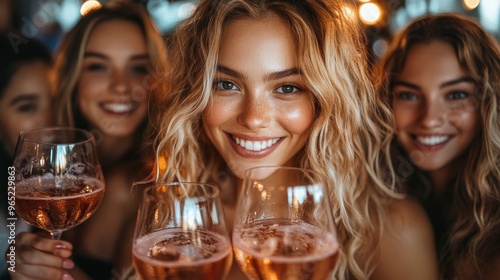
top-left (420, 100), bottom-right (444, 128)
top-left (237, 94), bottom-right (271, 130)
top-left (111, 70), bottom-right (129, 94)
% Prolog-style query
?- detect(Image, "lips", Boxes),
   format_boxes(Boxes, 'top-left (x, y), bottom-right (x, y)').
top-left (101, 102), bottom-right (138, 114)
top-left (232, 136), bottom-right (281, 151)
top-left (415, 135), bottom-right (451, 146)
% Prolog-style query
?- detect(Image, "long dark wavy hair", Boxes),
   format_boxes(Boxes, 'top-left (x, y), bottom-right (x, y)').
top-left (376, 13), bottom-right (500, 278)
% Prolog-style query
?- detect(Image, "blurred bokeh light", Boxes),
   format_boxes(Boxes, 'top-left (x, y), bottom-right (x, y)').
top-left (3, 0), bottom-right (498, 55)
top-left (359, 2), bottom-right (382, 25)
top-left (80, 0), bottom-right (102, 16)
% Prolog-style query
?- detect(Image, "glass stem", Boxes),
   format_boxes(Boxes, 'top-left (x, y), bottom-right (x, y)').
top-left (50, 230), bottom-right (63, 240)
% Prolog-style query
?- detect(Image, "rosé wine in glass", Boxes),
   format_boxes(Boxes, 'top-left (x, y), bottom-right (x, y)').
top-left (233, 166), bottom-right (339, 280)
top-left (132, 182), bottom-right (232, 280)
top-left (13, 127), bottom-right (105, 240)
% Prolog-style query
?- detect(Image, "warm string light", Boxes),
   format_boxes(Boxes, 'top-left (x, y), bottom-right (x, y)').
top-left (359, 2), bottom-right (381, 25)
top-left (80, 0), bottom-right (102, 16)
top-left (463, 0), bottom-right (480, 10)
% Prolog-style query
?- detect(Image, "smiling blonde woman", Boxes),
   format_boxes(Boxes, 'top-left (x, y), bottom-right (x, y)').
top-left (149, 0), bottom-right (439, 279)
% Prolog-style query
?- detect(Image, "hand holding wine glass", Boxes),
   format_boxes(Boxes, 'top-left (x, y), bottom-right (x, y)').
top-left (132, 182), bottom-right (233, 280)
top-left (233, 166), bottom-right (339, 280)
top-left (13, 127), bottom-right (105, 240)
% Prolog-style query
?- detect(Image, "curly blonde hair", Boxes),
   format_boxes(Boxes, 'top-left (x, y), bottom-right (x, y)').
top-left (152, 0), bottom-right (400, 278)
top-left (376, 13), bottom-right (500, 278)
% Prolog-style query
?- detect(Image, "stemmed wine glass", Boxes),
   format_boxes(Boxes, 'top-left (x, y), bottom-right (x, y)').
top-left (233, 166), bottom-right (339, 280)
top-left (13, 127), bottom-right (105, 240)
top-left (132, 182), bottom-right (233, 279)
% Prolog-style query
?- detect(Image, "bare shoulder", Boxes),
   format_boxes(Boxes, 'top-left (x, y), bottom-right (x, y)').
top-left (371, 196), bottom-right (439, 280)
top-left (385, 196), bottom-right (433, 239)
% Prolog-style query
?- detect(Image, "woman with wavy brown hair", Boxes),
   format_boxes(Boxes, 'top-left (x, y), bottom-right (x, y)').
top-left (376, 13), bottom-right (500, 279)
top-left (149, 0), bottom-right (438, 279)
top-left (9, 3), bottom-right (167, 279)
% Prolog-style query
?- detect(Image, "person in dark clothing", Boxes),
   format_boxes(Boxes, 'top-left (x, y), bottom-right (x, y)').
top-left (0, 31), bottom-right (53, 279)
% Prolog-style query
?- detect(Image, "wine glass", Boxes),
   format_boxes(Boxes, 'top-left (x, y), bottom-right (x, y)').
top-left (132, 182), bottom-right (233, 279)
top-left (13, 127), bottom-right (105, 240)
top-left (233, 166), bottom-right (339, 280)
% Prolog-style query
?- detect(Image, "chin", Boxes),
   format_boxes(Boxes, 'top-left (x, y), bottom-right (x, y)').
top-left (413, 161), bottom-right (447, 173)
top-left (101, 127), bottom-right (140, 139)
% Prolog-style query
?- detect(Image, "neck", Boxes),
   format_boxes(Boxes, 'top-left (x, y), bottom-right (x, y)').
top-left (428, 168), bottom-right (453, 196)
top-left (97, 135), bottom-right (137, 170)
top-left (427, 157), bottom-right (466, 198)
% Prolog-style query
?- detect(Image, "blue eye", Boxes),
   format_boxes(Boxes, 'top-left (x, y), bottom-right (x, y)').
top-left (448, 91), bottom-right (468, 100)
top-left (214, 80), bottom-right (239, 91)
top-left (396, 92), bottom-right (417, 100)
top-left (275, 84), bottom-right (301, 94)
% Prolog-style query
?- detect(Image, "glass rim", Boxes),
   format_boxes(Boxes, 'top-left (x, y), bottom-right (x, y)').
top-left (142, 182), bottom-right (220, 199)
top-left (19, 127), bottom-right (95, 145)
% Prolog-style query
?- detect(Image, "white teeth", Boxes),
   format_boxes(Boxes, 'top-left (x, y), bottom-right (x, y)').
top-left (102, 103), bottom-right (135, 113)
top-left (233, 136), bottom-right (280, 151)
top-left (416, 135), bottom-right (450, 146)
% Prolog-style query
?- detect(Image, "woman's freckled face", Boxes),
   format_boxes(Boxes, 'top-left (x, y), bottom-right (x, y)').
top-left (392, 41), bottom-right (478, 176)
top-left (202, 15), bottom-right (315, 178)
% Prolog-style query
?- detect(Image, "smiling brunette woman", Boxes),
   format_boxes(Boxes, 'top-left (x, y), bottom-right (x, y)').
top-left (9, 3), bottom-right (168, 280)
top-left (376, 13), bottom-right (500, 279)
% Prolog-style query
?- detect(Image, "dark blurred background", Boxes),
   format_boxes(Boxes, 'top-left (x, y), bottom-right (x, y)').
top-left (1, 0), bottom-right (499, 59)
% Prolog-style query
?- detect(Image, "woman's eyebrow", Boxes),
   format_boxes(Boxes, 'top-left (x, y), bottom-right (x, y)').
top-left (83, 52), bottom-right (149, 60)
top-left (216, 65), bottom-right (246, 80)
top-left (439, 76), bottom-right (474, 88)
top-left (84, 51), bottom-right (108, 59)
top-left (392, 80), bottom-right (420, 90)
top-left (216, 64), bottom-right (300, 82)
top-left (393, 76), bottom-right (473, 90)
top-left (264, 68), bottom-right (301, 82)
top-left (9, 94), bottom-right (38, 106)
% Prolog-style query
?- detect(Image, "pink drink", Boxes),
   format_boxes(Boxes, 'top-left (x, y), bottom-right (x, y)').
top-left (15, 177), bottom-right (104, 232)
top-left (133, 228), bottom-right (232, 280)
top-left (233, 219), bottom-right (339, 280)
